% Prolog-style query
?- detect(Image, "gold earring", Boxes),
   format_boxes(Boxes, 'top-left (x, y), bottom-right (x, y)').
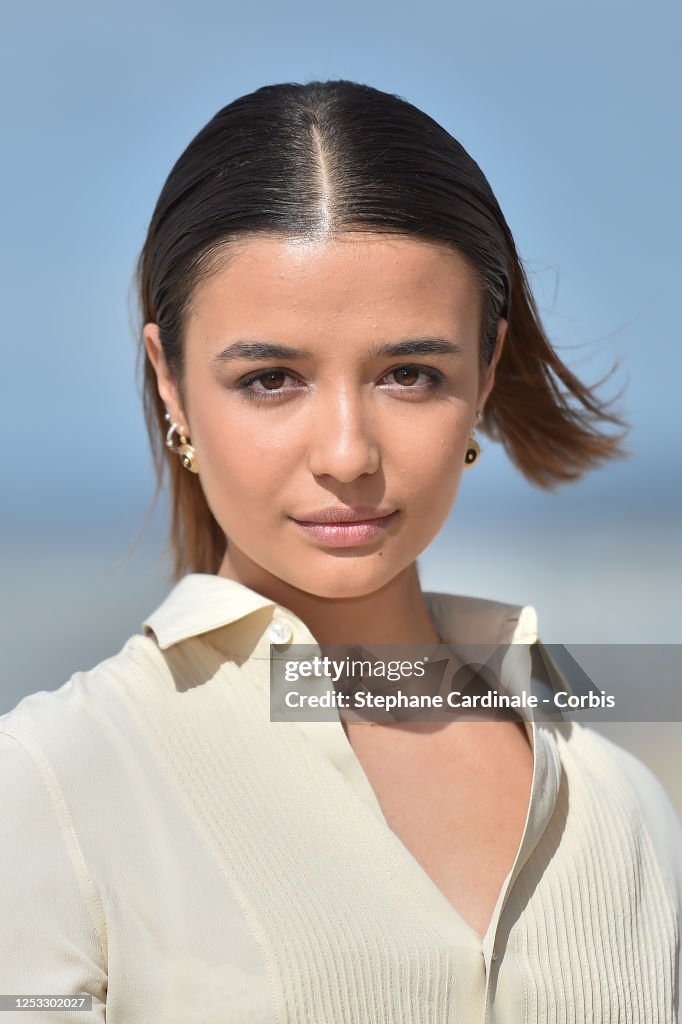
top-left (464, 431), bottom-right (480, 468)
top-left (164, 412), bottom-right (199, 474)
top-left (463, 410), bottom-right (482, 469)
top-left (464, 434), bottom-right (480, 467)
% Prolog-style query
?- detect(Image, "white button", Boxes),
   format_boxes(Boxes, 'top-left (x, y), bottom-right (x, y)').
top-left (492, 948), bottom-right (498, 961)
top-left (268, 620), bottom-right (293, 645)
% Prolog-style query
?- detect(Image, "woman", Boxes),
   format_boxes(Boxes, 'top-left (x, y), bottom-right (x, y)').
top-left (1, 79), bottom-right (680, 1023)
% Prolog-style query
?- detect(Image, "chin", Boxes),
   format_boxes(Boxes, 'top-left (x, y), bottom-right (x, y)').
top-left (285, 556), bottom-right (410, 601)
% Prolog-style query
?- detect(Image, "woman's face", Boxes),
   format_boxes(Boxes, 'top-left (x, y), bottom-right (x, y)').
top-left (145, 232), bottom-right (506, 599)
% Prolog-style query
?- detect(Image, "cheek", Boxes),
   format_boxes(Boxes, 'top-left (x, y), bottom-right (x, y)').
top-left (192, 408), bottom-right (300, 519)
top-left (191, 391), bottom-right (287, 468)
top-left (392, 414), bottom-right (470, 521)
top-left (392, 411), bottom-right (470, 477)
top-left (204, 438), bottom-right (286, 497)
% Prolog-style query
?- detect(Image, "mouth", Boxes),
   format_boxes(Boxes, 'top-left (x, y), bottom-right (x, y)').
top-left (290, 510), bottom-right (399, 547)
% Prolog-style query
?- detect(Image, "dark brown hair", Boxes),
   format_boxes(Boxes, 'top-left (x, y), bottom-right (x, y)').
top-left (135, 79), bottom-right (629, 579)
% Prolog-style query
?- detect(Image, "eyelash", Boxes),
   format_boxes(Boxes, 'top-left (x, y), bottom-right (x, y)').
top-left (234, 365), bottom-right (446, 403)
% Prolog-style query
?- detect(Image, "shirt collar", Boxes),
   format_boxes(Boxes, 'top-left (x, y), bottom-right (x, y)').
top-left (142, 573), bottom-right (277, 649)
top-left (142, 572), bottom-right (539, 651)
top-left (142, 573), bottom-right (575, 723)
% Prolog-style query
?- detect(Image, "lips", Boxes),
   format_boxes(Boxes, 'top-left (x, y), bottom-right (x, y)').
top-left (292, 506), bottom-right (397, 525)
top-left (290, 510), bottom-right (400, 548)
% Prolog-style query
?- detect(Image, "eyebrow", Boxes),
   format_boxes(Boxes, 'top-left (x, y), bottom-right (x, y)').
top-left (211, 336), bottom-right (465, 364)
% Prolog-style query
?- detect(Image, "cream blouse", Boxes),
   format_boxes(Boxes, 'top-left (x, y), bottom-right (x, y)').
top-left (0, 572), bottom-right (680, 1022)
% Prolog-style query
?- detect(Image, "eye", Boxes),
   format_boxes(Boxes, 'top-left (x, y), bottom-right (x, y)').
top-left (380, 365), bottom-right (444, 391)
top-left (235, 369), bottom-right (303, 401)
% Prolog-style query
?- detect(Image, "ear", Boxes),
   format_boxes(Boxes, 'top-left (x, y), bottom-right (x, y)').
top-left (477, 317), bottom-right (508, 414)
top-left (143, 323), bottom-right (189, 428)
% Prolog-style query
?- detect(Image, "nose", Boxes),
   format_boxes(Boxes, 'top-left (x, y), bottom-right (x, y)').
top-left (307, 386), bottom-right (381, 482)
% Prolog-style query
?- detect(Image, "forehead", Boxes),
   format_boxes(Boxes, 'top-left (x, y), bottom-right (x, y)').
top-left (186, 232), bottom-right (481, 337)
